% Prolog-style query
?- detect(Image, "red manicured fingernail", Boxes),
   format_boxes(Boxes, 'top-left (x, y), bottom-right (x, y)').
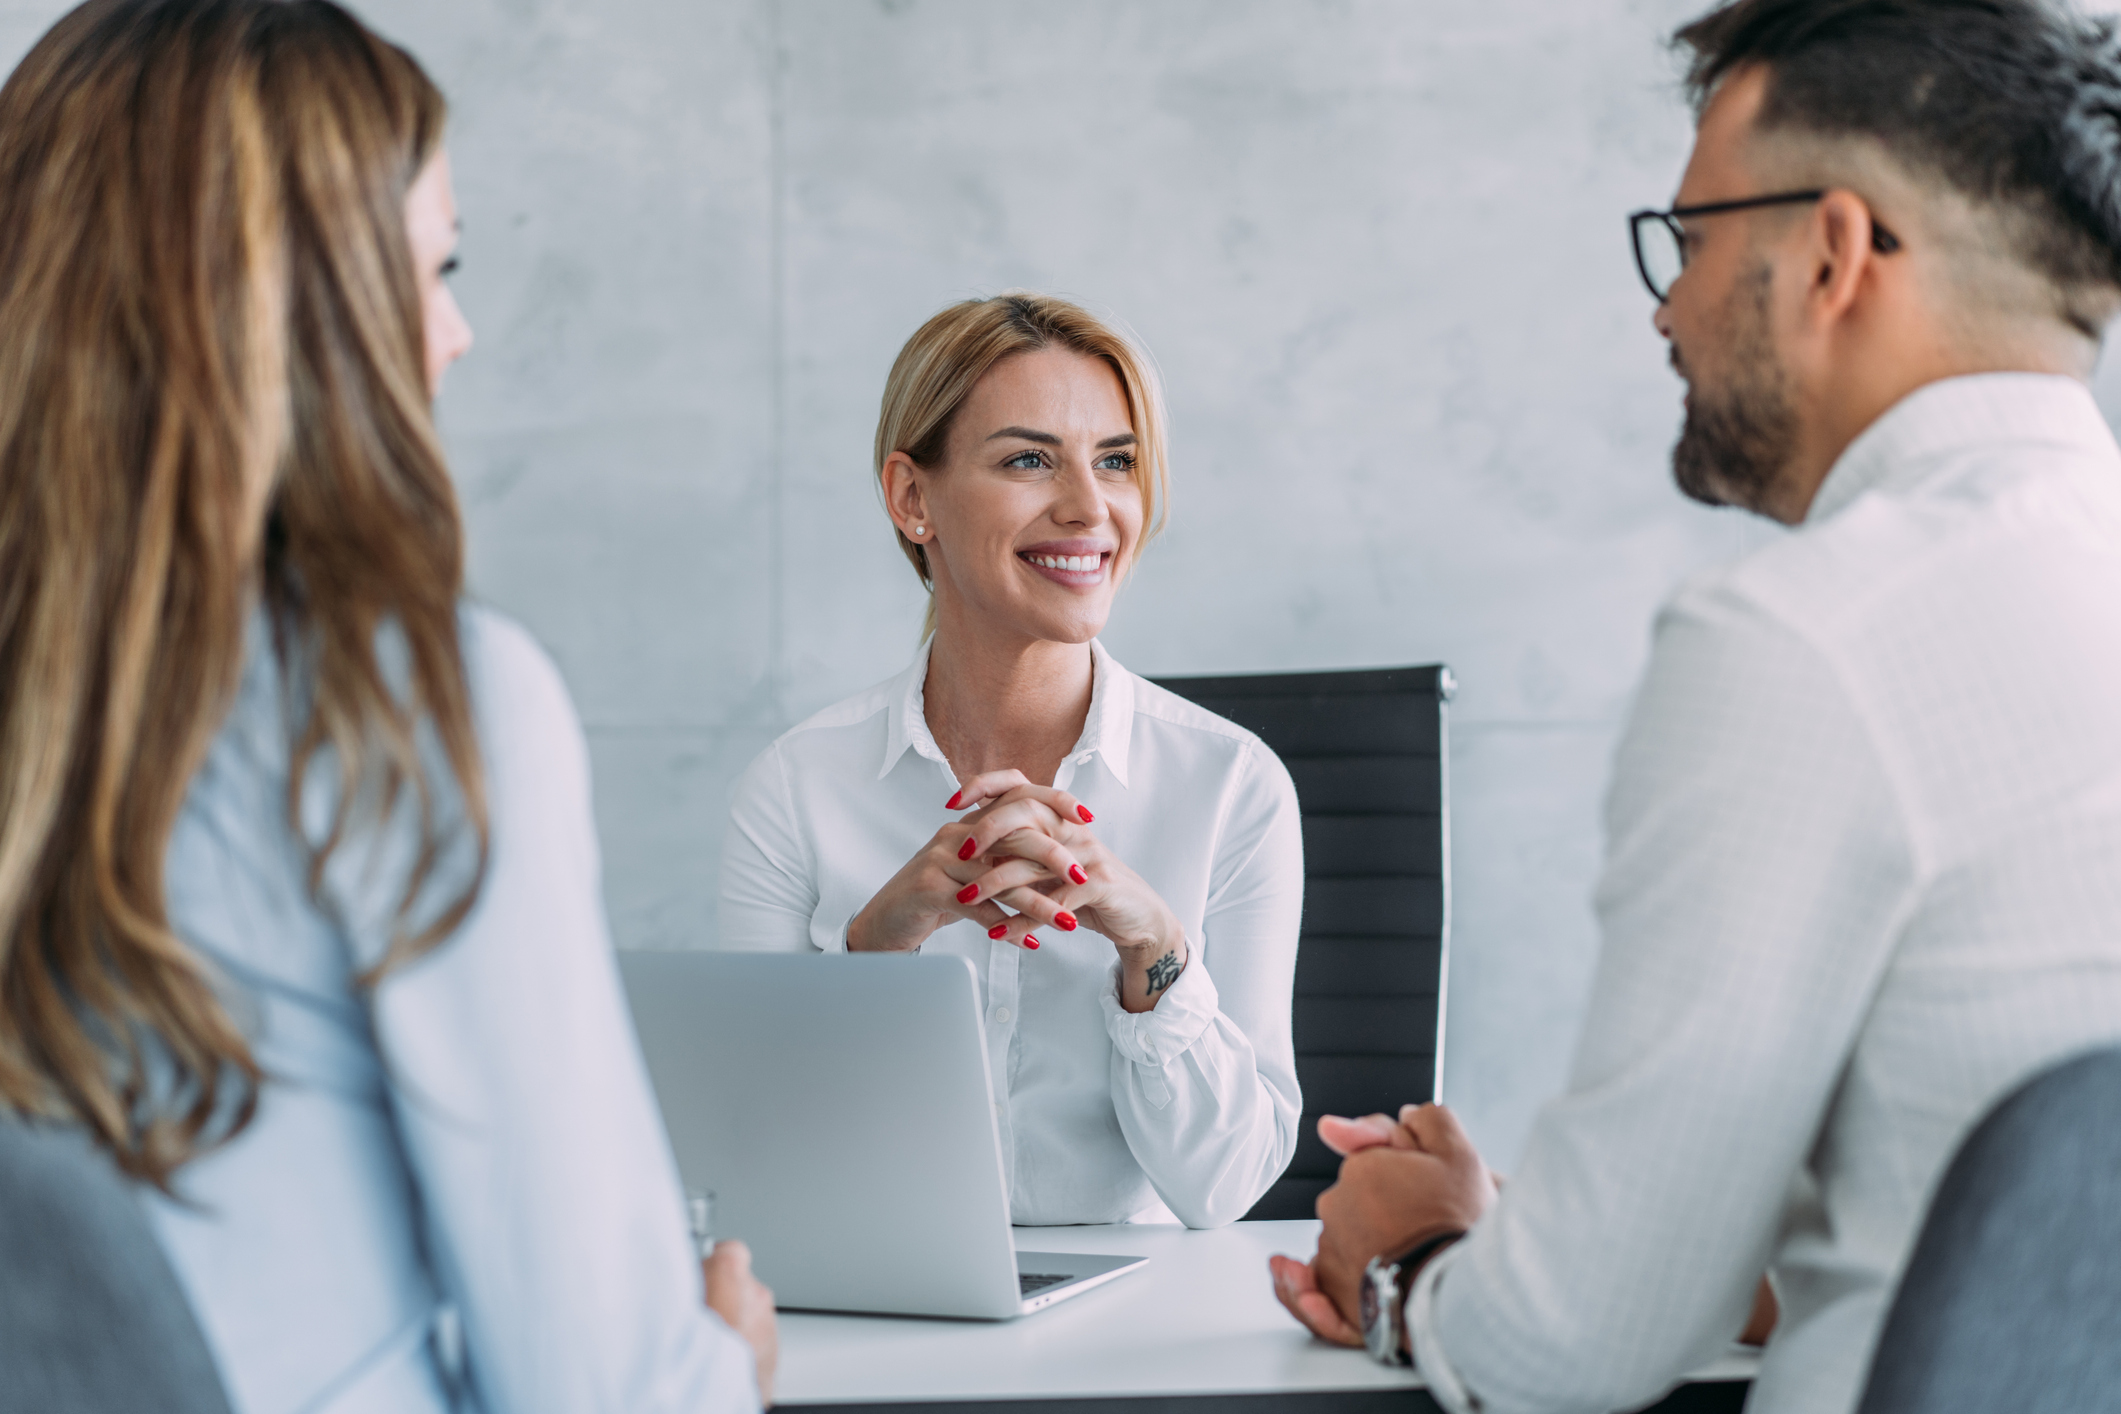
top-left (1055, 912), bottom-right (1077, 931)
top-left (946, 790), bottom-right (963, 809)
top-left (957, 883), bottom-right (980, 904)
top-left (1077, 805), bottom-right (1094, 823)
top-left (1068, 864), bottom-right (1088, 885)
top-left (1023, 936), bottom-right (1039, 949)
top-left (958, 837), bottom-right (979, 861)
top-left (989, 923), bottom-right (1009, 940)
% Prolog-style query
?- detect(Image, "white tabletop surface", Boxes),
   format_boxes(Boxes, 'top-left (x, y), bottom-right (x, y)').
top-left (775, 1220), bottom-right (1760, 1405)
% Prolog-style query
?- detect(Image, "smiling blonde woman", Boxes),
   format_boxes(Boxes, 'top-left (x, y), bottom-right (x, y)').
top-left (720, 293), bottom-right (1302, 1229)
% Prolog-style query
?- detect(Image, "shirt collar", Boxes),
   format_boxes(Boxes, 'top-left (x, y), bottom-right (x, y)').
top-left (881, 636), bottom-right (944, 781)
top-left (878, 637), bottom-right (1135, 789)
top-left (1806, 372), bottom-right (2113, 526)
top-left (1076, 640), bottom-right (1135, 789)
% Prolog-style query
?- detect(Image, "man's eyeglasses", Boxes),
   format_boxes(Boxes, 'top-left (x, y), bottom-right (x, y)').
top-left (1628, 190), bottom-right (1903, 303)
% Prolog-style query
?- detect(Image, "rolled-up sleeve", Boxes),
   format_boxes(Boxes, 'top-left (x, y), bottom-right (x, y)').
top-left (346, 614), bottom-right (762, 1414)
top-left (1100, 739), bottom-right (1305, 1228)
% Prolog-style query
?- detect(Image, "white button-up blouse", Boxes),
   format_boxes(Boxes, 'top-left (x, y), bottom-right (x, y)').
top-left (719, 639), bottom-right (1304, 1228)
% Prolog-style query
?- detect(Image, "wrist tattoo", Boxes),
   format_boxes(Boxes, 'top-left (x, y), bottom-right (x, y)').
top-left (1144, 949), bottom-right (1182, 997)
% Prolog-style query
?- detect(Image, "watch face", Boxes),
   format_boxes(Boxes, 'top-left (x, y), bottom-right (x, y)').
top-left (1360, 1263), bottom-right (1397, 1363)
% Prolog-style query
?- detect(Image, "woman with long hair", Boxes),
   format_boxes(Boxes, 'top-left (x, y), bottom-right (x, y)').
top-left (721, 294), bottom-right (1303, 1229)
top-left (0, 1), bottom-right (773, 1407)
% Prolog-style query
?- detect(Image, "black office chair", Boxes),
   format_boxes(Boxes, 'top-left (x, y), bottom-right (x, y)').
top-left (1856, 1045), bottom-right (2121, 1414)
top-left (0, 1117), bottom-right (234, 1414)
top-left (1151, 665), bottom-right (1452, 1221)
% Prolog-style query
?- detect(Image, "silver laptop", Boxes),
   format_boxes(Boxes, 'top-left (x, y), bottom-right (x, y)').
top-left (618, 950), bottom-right (1146, 1320)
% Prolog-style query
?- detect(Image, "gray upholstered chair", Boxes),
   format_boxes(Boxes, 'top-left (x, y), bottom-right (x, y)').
top-left (1857, 1045), bottom-right (2121, 1414)
top-left (0, 1118), bottom-right (233, 1414)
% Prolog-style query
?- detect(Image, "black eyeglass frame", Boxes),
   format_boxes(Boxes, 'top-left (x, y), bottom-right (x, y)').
top-left (1628, 190), bottom-right (1903, 303)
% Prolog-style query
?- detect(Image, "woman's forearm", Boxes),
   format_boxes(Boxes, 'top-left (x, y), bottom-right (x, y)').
top-left (1103, 964), bottom-right (1302, 1228)
top-left (1105, 742), bottom-right (1305, 1220)
top-left (1114, 906), bottom-right (1190, 1013)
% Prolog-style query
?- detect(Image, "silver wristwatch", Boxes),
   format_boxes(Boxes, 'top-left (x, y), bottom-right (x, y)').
top-left (1360, 1230), bottom-right (1464, 1367)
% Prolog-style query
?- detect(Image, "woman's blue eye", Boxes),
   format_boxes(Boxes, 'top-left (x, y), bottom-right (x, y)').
top-left (1096, 453), bottom-right (1137, 473)
top-left (1005, 450), bottom-right (1045, 469)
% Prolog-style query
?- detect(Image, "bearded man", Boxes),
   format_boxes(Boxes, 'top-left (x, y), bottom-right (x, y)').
top-left (1271, 3), bottom-right (2121, 1411)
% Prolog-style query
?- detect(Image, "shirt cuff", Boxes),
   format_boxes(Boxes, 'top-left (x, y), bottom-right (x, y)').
top-left (1407, 1240), bottom-right (1481, 1414)
top-left (1097, 946), bottom-right (1218, 1067)
top-left (810, 911), bottom-right (853, 953)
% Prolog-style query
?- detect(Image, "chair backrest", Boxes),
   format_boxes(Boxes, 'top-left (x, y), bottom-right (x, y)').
top-left (1150, 665), bottom-right (1452, 1220)
top-left (1856, 1045), bottom-right (2121, 1414)
top-left (0, 1118), bottom-right (234, 1414)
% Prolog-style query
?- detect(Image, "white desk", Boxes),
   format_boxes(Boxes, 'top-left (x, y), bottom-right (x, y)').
top-left (777, 1220), bottom-right (1760, 1408)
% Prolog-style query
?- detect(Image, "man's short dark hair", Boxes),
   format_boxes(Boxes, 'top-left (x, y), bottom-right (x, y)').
top-left (1676, 0), bottom-right (2121, 329)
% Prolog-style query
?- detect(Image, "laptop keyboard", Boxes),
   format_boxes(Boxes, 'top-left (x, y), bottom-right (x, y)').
top-left (1019, 1271), bottom-right (1072, 1296)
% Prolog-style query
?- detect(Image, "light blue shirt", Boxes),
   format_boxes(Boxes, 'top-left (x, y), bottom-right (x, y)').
top-left (147, 607), bottom-right (759, 1414)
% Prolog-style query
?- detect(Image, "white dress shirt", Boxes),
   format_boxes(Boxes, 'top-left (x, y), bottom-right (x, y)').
top-left (1407, 374), bottom-right (2121, 1414)
top-left (719, 638), bottom-right (1303, 1228)
top-left (149, 608), bottom-right (759, 1414)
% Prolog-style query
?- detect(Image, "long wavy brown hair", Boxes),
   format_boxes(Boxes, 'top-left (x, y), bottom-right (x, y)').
top-left (0, 0), bottom-right (487, 1187)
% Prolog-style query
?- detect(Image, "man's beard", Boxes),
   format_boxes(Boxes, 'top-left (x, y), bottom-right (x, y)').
top-left (1670, 262), bottom-right (1798, 514)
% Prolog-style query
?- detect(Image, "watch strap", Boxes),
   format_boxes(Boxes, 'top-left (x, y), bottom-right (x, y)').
top-left (1395, 1228), bottom-right (1467, 1293)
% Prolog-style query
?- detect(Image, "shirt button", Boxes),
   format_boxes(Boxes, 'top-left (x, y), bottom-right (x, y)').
top-left (994, 1006), bottom-right (1012, 1023)
top-left (993, 1100), bottom-right (1004, 1115)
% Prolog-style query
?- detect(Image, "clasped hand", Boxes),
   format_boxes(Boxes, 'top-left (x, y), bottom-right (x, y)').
top-left (846, 770), bottom-right (1188, 1012)
top-left (1269, 1103), bottom-right (1497, 1348)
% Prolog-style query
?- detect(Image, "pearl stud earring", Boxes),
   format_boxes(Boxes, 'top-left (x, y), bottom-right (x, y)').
top-left (913, 525), bottom-right (926, 537)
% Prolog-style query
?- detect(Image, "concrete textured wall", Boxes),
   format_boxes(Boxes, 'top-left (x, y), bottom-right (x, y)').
top-left (6, 0), bottom-right (2121, 1168)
